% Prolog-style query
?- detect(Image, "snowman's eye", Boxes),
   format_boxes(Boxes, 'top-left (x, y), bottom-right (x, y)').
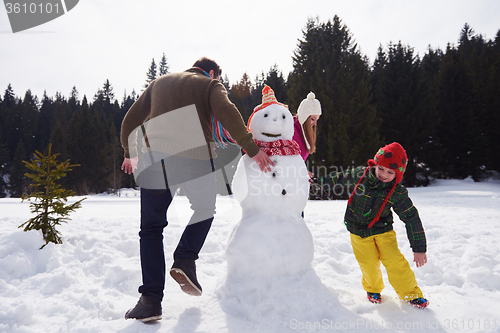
top-left (264, 113), bottom-right (268, 117)
top-left (282, 114), bottom-right (286, 119)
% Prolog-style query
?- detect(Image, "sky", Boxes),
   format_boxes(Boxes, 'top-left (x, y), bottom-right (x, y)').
top-left (1, 0), bottom-right (499, 103)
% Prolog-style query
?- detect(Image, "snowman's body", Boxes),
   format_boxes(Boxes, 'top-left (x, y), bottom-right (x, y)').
top-left (225, 102), bottom-right (314, 283)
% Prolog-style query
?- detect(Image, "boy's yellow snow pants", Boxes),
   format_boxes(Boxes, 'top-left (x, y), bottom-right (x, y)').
top-left (350, 230), bottom-right (423, 301)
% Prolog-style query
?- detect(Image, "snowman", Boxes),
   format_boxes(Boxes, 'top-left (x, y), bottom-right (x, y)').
top-left (221, 85), bottom-right (314, 296)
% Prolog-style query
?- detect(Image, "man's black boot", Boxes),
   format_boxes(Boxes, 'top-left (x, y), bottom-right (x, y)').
top-left (125, 295), bottom-right (162, 322)
top-left (170, 258), bottom-right (202, 296)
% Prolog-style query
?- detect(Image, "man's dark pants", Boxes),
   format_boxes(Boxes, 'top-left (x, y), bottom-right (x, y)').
top-left (137, 155), bottom-right (216, 300)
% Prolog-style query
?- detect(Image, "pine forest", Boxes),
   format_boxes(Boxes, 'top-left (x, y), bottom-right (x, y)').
top-left (1, 17), bottom-right (499, 197)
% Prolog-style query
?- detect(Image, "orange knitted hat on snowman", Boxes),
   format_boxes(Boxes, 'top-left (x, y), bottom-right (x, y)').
top-left (247, 85), bottom-right (287, 130)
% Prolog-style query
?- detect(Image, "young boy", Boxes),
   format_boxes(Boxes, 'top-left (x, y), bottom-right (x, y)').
top-left (324, 142), bottom-right (428, 308)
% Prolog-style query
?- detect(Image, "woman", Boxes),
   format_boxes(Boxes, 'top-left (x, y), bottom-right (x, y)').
top-left (292, 91), bottom-right (322, 163)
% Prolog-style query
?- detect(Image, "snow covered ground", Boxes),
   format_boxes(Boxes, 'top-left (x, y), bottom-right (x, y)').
top-left (1, 178), bottom-right (500, 333)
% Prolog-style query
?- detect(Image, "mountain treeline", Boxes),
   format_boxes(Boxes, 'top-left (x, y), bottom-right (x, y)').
top-left (1, 17), bottom-right (499, 197)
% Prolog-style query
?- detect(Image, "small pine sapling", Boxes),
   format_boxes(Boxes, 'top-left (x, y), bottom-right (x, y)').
top-left (20, 144), bottom-right (85, 249)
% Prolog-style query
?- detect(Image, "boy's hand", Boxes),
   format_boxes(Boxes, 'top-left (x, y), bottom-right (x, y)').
top-left (413, 252), bottom-right (427, 268)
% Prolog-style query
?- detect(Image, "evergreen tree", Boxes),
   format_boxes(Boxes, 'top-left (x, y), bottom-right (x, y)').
top-left (2, 84), bottom-right (16, 109)
top-left (220, 75), bottom-right (231, 92)
top-left (371, 42), bottom-right (433, 185)
top-left (38, 92), bottom-right (54, 150)
top-left (251, 72), bottom-right (266, 112)
top-left (0, 90), bottom-right (3, 125)
top-left (288, 16), bottom-right (380, 177)
top-left (52, 92), bottom-right (73, 137)
top-left (229, 73), bottom-right (254, 121)
top-left (92, 80), bottom-right (119, 131)
top-left (9, 139), bottom-right (28, 197)
top-left (418, 47), bottom-right (445, 180)
top-left (457, 24), bottom-right (500, 178)
top-left (94, 83), bottom-right (117, 176)
top-left (458, 24), bottom-right (488, 180)
top-left (100, 122), bottom-right (123, 194)
top-left (0, 126), bottom-right (8, 197)
top-left (144, 58), bottom-right (157, 89)
top-left (370, 46), bottom-right (387, 105)
top-left (102, 79), bottom-right (115, 103)
top-left (264, 65), bottom-right (288, 104)
top-left (119, 90), bottom-right (137, 130)
top-left (3, 85), bottom-right (21, 161)
top-left (91, 102), bottom-right (111, 193)
top-left (19, 90), bottom-right (40, 155)
top-left (0, 87), bottom-right (6, 132)
top-left (119, 91), bottom-right (138, 189)
top-left (435, 45), bottom-right (475, 179)
top-left (0, 91), bottom-right (9, 196)
top-left (66, 99), bottom-right (105, 194)
top-left (49, 121), bottom-right (69, 163)
top-left (429, 24), bottom-right (495, 181)
top-left (481, 30), bottom-right (500, 172)
top-left (159, 53), bottom-right (169, 76)
top-left (248, 66), bottom-right (288, 119)
top-left (231, 72), bottom-right (252, 98)
top-left (68, 86), bottom-right (80, 112)
top-left (20, 144), bottom-right (85, 249)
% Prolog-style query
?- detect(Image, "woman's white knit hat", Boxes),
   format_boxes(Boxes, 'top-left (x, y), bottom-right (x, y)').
top-left (297, 92), bottom-right (322, 125)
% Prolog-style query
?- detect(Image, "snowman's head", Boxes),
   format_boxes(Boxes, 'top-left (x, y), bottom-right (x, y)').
top-left (248, 104), bottom-right (294, 142)
top-left (248, 85), bottom-right (294, 142)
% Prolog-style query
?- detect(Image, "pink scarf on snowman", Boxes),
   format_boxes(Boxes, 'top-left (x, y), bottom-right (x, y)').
top-left (252, 139), bottom-right (301, 156)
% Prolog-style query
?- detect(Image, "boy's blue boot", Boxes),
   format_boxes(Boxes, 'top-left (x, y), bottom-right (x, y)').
top-left (409, 298), bottom-right (429, 308)
top-left (367, 292), bottom-right (382, 304)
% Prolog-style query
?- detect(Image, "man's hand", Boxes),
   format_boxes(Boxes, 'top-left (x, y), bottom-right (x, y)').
top-left (121, 156), bottom-right (138, 175)
top-left (251, 150), bottom-right (275, 172)
top-left (413, 252), bottom-right (427, 268)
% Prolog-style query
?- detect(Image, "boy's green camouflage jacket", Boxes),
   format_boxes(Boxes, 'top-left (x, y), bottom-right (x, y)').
top-left (322, 167), bottom-right (426, 253)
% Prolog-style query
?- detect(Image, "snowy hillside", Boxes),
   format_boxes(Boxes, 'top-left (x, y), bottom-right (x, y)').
top-left (1, 178), bottom-right (499, 332)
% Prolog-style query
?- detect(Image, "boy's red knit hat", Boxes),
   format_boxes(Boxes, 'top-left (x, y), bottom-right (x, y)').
top-left (370, 142), bottom-right (408, 184)
top-left (348, 142), bottom-right (408, 228)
